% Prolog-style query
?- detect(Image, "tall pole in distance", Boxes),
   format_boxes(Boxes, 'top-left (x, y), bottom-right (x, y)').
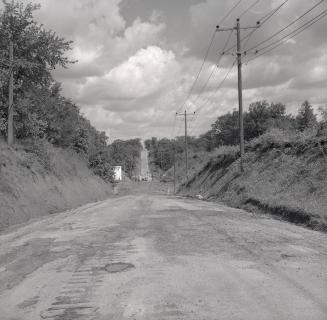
top-left (216, 19), bottom-right (259, 172)
top-left (173, 141), bottom-right (176, 194)
top-left (8, 38), bottom-right (14, 146)
top-left (184, 110), bottom-right (188, 181)
top-left (176, 111), bottom-right (195, 183)
top-left (236, 19), bottom-right (244, 172)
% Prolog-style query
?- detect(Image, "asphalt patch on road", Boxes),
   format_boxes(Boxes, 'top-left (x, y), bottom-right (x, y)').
top-left (104, 262), bottom-right (135, 273)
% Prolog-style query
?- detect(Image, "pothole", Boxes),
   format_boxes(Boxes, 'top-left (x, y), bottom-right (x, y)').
top-left (104, 262), bottom-right (135, 273)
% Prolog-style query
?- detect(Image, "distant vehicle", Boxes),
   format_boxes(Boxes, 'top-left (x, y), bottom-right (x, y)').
top-left (113, 166), bottom-right (122, 181)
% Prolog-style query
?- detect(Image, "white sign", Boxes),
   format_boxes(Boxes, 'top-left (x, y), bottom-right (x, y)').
top-left (113, 166), bottom-right (122, 181)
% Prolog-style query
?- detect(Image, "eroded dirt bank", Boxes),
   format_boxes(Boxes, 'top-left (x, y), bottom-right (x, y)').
top-left (0, 141), bottom-right (112, 230)
top-left (179, 136), bottom-right (327, 231)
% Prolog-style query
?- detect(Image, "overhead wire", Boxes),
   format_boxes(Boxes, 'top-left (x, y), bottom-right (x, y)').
top-left (242, 0), bottom-right (289, 50)
top-left (219, 0), bottom-right (244, 25)
top-left (188, 0), bottom-right (269, 137)
top-left (246, 0), bottom-right (325, 52)
top-left (173, 0), bottom-right (245, 140)
top-left (194, 60), bottom-right (236, 115)
top-left (191, 29), bottom-right (234, 107)
top-left (224, 0), bottom-right (290, 54)
top-left (176, 30), bottom-right (217, 114)
top-left (182, 0), bottom-right (327, 139)
top-left (188, 59), bottom-right (237, 137)
top-left (187, 0), bottom-right (291, 137)
top-left (246, 8), bottom-right (327, 62)
top-left (176, 0), bottom-right (244, 115)
top-left (239, 0), bottom-right (261, 19)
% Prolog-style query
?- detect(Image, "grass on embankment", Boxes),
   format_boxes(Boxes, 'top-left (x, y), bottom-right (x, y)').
top-left (0, 139), bottom-right (112, 230)
top-left (179, 129), bottom-right (327, 232)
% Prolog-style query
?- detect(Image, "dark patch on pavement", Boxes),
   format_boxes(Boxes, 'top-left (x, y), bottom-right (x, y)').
top-left (104, 262), bottom-right (135, 273)
top-left (18, 296), bottom-right (39, 309)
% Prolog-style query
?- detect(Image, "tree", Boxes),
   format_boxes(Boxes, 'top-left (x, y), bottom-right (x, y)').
top-left (244, 101), bottom-right (293, 139)
top-left (244, 101), bottom-right (270, 140)
top-left (109, 139), bottom-right (142, 178)
top-left (317, 105), bottom-right (327, 136)
top-left (318, 105), bottom-right (327, 122)
top-left (0, 0), bottom-right (74, 144)
top-left (211, 110), bottom-right (239, 146)
top-left (296, 101), bottom-right (317, 131)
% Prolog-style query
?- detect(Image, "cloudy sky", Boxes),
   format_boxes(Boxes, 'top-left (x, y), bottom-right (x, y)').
top-left (19, 0), bottom-right (327, 139)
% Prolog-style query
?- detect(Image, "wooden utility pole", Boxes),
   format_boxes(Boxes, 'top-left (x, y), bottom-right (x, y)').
top-left (216, 19), bottom-right (259, 172)
top-left (236, 19), bottom-right (245, 172)
top-left (173, 141), bottom-right (176, 194)
top-left (8, 39), bottom-right (14, 146)
top-left (176, 111), bottom-right (195, 182)
top-left (184, 110), bottom-right (188, 180)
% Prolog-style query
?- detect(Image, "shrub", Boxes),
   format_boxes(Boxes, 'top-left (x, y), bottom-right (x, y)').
top-left (21, 139), bottom-right (52, 171)
top-left (212, 145), bottom-right (239, 158)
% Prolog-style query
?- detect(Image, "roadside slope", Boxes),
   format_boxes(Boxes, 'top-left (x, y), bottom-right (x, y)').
top-left (180, 130), bottom-right (327, 231)
top-left (0, 140), bottom-right (112, 229)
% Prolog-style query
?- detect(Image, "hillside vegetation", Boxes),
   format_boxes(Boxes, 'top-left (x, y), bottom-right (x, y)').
top-left (0, 139), bottom-right (113, 230)
top-left (180, 129), bottom-right (327, 231)
top-left (146, 100), bottom-right (327, 231)
top-left (0, 1), bottom-right (144, 229)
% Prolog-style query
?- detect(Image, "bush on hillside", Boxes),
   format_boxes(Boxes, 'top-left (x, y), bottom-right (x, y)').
top-left (19, 139), bottom-right (52, 171)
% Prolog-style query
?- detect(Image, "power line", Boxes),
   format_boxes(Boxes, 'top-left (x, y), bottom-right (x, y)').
top-left (176, 0), bottom-right (289, 140)
top-left (215, 19), bottom-right (260, 172)
top-left (239, 0), bottom-right (261, 19)
top-left (191, 29), bottom-right (234, 107)
top-left (188, 60), bottom-right (236, 137)
top-left (246, 0), bottom-right (325, 52)
top-left (219, 0), bottom-right (244, 25)
top-left (242, 0), bottom-right (289, 50)
top-left (176, 0), bottom-right (244, 114)
top-left (176, 30), bottom-right (217, 114)
top-left (255, 0), bottom-right (289, 24)
top-left (246, 9), bottom-right (327, 62)
top-left (224, 0), bottom-right (290, 54)
top-left (195, 60), bottom-right (236, 115)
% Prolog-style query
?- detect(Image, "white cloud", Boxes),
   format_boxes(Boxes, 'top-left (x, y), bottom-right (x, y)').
top-left (73, 45), bottom-right (179, 105)
top-left (3, 0), bottom-right (326, 139)
top-left (33, 0), bottom-right (126, 39)
top-left (103, 46), bottom-right (178, 99)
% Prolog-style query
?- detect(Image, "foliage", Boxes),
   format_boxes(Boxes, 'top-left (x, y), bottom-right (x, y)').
top-left (108, 139), bottom-right (142, 178)
top-left (147, 100), bottom-right (325, 175)
top-left (318, 105), bottom-right (327, 136)
top-left (211, 109), bottom-right (240, 146)
top-left (295, 101), bottom-right (317, 131)
top-left (0, 0), bottom-right (73, 88)
top-left (20, 138), bottom-right (52, 170)
top-left (0, 1), bottom-right (133, 183)
top-left (145, 136), bottom-right (190, 172)
top-left (208, 101), bottom-right (295, 148)
top-left (319, 105), bottom-right (327, 122)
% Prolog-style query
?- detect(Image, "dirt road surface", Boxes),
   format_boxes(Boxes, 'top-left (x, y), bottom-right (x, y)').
top-left (0, 182), bottom-right (326, 320)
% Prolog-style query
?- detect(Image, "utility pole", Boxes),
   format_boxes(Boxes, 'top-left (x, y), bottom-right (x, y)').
top-left (176, 111), bottom-right (195, 182)
top-left (8, 38), bottom-right (14, 146)
top-left (217, 19), bottom-right (259, 172)
top-left (184, 110), bottom-right (188, 180)
top-left (173, 141), bottom-right (176, 194)
top-left (236, 19), bottom-right (245, 172)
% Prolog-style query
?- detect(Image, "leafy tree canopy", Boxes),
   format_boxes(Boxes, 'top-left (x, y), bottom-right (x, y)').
top-left (0, 0), bottom-right (74, 88)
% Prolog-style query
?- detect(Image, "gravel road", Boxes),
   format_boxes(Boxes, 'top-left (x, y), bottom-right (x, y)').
top-left (0, 183), bottom-right (326, 319)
